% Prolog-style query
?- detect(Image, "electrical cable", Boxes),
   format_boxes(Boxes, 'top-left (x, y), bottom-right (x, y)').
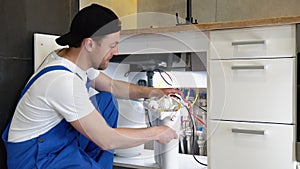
top-left (178, 95), bottom-right (207, 127)
top-left (185, 89), bottom-right (191, 101)
top-left (190, 113), bottom-right (207, 127)
top-left (191, 88), bottom-right (199, 106)
top-left (156, 69), bottom-right (173, 86)
top-left (195, 103), bottom-right (207, 112)
top-left (145, 109), bottom-right (152, 127)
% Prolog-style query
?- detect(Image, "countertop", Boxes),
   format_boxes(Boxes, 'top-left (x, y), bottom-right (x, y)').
top-left (121, 16), bottom-right (300, 35)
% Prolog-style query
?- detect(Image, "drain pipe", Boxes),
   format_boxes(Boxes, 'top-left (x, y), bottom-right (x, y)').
top-left (146, 70), bottom-right (154, 87)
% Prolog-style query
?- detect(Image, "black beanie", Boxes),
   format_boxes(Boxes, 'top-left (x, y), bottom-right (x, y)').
top-left (56, 4), bottom-right (121, 46)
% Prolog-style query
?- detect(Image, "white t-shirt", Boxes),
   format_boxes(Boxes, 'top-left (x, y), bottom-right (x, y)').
top-left (8, 51), bottom-right (100, 142)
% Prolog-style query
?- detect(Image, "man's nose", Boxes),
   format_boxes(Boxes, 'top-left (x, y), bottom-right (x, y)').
top-left (111, 46), bottom-right (118, 55)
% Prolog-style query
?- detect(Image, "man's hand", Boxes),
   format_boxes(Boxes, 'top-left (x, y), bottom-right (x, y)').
top-left (155, 125), bottom-right (178, 144)
top-left (161, 88), bottom-right (183, 97)
top-left (149, 88), bottom-right (183, 98)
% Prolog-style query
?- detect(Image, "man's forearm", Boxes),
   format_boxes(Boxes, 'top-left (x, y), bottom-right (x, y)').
top-left (71, 110), bottom-right (177, 150)
top-left (93, 72), bottom-right (180, 99)
top-left (111, 80), bottom-right (162, 99)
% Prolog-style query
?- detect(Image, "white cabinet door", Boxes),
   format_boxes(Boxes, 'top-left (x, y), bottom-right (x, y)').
top-left (208, 58), bottom-right (296, 123)
top-left (119, 30), bottom-right (209, 54)
top-left (209, 25), bottom-right (296, 59)
top-left (208, 120), bottom-right (295, 169)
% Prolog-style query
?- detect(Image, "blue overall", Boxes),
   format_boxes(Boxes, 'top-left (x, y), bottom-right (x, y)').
top-left (2, 66), bottom-right (119, 169)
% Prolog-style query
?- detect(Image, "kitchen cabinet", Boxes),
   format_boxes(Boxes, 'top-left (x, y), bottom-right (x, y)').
top-left (207, 25), bottom-right (297, 169)
top-left (209, 25), bottom-right (295, 59)
top-left (209, 58), bottom-right (295, 123)
top-left (118, 30), bottom-right (208, 55)
top-left (116, 16), bottom-right (300, 169)
top-left (209, 120), bottom-right (295, 169)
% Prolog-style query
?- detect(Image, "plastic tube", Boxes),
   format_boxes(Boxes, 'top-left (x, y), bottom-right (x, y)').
top-left (179, 130), bottom-right (185, 154)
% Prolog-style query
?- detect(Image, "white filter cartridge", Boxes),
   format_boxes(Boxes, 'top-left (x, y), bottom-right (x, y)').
top-left (155, 114), bottom-right (180, 169)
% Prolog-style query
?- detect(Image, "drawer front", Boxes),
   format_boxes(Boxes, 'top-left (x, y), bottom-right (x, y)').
top-left (208, 120), bottom-right (295, 169)
top-left (208, 58), bottom-right (295, 123)
top-left (209, 25), bottom-right (296, 59)
top-left (119, 31), bottom-right (209, 54)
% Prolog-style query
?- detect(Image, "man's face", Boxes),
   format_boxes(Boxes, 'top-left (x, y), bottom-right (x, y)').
top-left (91, 31), bottom-right (120, 70)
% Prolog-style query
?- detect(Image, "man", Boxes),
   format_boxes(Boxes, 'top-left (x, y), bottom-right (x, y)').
top-left (2, 4), bottom-right (180, 169)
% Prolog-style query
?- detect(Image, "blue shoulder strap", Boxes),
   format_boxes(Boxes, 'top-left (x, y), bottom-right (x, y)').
top-left (1, 65), bottom-right (72, 143)
top-left (19, 65), bottom-right (72, 100)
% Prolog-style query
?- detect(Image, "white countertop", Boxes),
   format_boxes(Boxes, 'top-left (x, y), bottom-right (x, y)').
top-left (113, 149), bottom-right (207, 169)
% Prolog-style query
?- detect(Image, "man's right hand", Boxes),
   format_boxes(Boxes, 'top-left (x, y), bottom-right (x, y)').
top-left (155, 125), bottom-right (178, 144)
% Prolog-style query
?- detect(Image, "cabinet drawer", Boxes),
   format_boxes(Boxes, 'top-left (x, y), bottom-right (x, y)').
top-left (208, 120), bottom-right (295, 169)
top-left (209, 25), bottom-right (296, 59)
top-left (208, 58), bottom-right (295, 123)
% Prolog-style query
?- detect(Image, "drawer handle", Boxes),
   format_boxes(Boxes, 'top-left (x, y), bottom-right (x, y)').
top-left (232, 40), bottom-right (265, 46)
top-left (232, 128), bottom-right (265, 135)
top-left (231, 65), bottom-right (265, 70)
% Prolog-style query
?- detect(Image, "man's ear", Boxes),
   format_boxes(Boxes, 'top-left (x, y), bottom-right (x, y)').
top-left (83, 38), bottom-right (94, 52)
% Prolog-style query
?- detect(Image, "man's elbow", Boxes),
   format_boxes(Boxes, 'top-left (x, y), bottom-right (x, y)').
top-left (99, 142), bottom-right (117, 150)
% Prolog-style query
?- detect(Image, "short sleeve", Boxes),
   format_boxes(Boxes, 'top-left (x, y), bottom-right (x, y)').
top-left (87, 68), bottom-right (100, 81)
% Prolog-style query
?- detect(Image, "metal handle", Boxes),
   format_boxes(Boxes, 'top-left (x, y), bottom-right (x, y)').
top-left (231, 65), bottom-right (265, 70)
top-left (232, 128), bottom-right (265, 135)
top-left (232, 40), bottom-right (265, 46)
